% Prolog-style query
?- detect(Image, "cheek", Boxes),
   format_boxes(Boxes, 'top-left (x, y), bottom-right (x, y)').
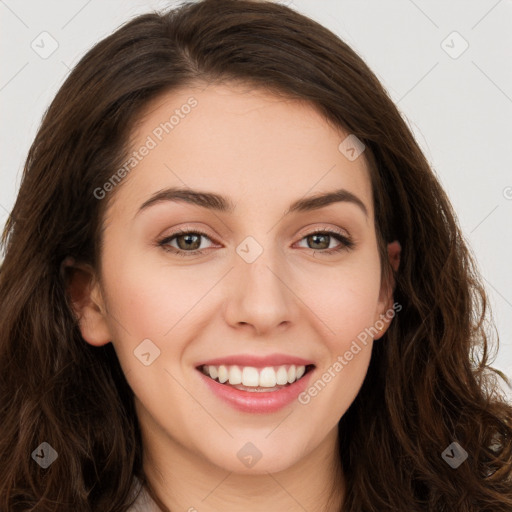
top-left (99, 248), bottom-right (180, 351)
top-left (101, 245), bottom-right (227, 368)
top-left (293, 250), bottom-right (381, 408)
top-left (298, 251), bottom-right (382, 344)
top-left (295, 260), bottom-right (379, 420)
top-left (103, 238), bottom-right (382, 362)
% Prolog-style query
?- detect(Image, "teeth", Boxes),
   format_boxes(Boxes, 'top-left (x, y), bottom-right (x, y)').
top-left (259, 367), bottom-right (277, 387)
top-left (208, 366), bottom-right (218, 380)
top-left (218, 365), bottom-right (229, 384)
top-left (242, 366), bottom-right (259, 387)
top-left (287, 365), bottom-right (296, 383)
top-left (228, 366), bottom-right (242, 385)
top-left (276, 366), bottom-right (288, 385)
top-left (201, 364), bottom-right (309, 387)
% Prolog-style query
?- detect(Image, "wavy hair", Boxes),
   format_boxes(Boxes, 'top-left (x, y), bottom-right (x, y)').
top-left (1, 0), bottom-right (511, 510)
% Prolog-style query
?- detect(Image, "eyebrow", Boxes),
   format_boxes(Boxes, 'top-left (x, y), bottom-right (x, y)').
top-left (136, 186), bottom-right (368, 218)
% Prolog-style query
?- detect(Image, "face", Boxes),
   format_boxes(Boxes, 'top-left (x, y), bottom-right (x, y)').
top-left (72, 82), bottom-right (400, 476)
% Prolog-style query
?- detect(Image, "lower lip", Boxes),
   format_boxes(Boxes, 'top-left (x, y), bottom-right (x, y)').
top-left (197, 367), bottom-right (315, 413)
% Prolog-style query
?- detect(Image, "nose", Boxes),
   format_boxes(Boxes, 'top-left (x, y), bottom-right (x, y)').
top-left (223, 241), bottom-right (298, 336)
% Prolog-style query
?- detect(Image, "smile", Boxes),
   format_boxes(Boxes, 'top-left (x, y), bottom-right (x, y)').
top-left (199, 364), bottom-right (313, 391)
top-left (196, 361), bottom-right (316, 413)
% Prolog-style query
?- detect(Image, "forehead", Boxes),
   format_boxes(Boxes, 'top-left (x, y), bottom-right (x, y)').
top-left (106, 82), bottom-right (374, 222)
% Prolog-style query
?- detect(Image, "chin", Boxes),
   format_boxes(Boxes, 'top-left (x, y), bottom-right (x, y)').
top-left (202, 438), bottom-right (307, 475)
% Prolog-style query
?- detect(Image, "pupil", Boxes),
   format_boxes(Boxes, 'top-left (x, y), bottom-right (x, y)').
top-left (310, 234), bottom-right (328, 249)
top-left (179, 234), bottom-right (200, 250)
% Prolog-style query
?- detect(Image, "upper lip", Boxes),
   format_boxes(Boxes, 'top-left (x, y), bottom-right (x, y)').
top-left (196, 353), bottom-right (315, 369)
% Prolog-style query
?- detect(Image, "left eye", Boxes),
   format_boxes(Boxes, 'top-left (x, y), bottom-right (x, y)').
top-left (161, 230), bottom-right (212, 253)
top-left (158, 228), bottom-right (354, 257)
top-left (296, 231), bottom-right (345, 251)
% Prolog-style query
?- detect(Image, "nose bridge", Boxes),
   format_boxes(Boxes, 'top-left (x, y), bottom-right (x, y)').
top-left (224, 232), bottom-right (296, 333)
top-left (237, 232), bottom-right (288, 298)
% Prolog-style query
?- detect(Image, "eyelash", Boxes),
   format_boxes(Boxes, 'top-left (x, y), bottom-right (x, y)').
top-left (157, 226), bottom-right (355, 257)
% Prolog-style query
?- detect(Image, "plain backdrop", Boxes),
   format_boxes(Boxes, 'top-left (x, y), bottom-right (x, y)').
top-left (0, 0), bottom-right (511, 398)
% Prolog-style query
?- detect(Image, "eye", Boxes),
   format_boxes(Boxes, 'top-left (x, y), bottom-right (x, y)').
top-left (158, 229), bottom-right (216, 257)
top-left (157, 226), bottom-right (355, 257)
top-left (295, 227), bottom-right (355, 255)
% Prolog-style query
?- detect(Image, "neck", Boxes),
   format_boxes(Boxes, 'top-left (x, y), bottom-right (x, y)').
top-left (138, 411), bottom-right (345, 512)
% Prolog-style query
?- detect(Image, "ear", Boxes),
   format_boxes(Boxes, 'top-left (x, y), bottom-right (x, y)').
top-left (374, 240), bottom-right (401, 339)
top-left (62, 257), bottom-right (112, 347)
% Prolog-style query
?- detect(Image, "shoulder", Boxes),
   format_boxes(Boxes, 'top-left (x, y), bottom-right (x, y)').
top-left (126, 476), bottom-right (160, 512)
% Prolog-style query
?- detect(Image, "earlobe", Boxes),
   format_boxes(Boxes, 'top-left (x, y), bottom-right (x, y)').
top-left (62, 259), bottom-right (112, 347)
top-left (388, 240), bottom-right (401, 273)
top-left (375, 240), bottom-right (401, 339)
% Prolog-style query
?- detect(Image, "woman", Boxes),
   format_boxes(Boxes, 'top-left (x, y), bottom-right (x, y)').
top-left (0, 0), bottom-right (510, 510)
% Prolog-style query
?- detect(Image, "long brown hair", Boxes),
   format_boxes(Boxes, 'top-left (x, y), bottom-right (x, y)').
top-left (1, 1), bottom-right (511, 510)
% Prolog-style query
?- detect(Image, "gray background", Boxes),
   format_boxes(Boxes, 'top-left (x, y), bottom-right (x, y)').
top-left (1, 0), bottom-right (511, 398)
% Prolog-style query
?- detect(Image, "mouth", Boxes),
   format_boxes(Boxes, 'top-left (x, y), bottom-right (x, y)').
top-left (197, 363), bottom-right (316, 393)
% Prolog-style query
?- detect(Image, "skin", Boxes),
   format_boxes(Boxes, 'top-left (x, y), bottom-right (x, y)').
top-left (69, 82), bottom-right (401, 512)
